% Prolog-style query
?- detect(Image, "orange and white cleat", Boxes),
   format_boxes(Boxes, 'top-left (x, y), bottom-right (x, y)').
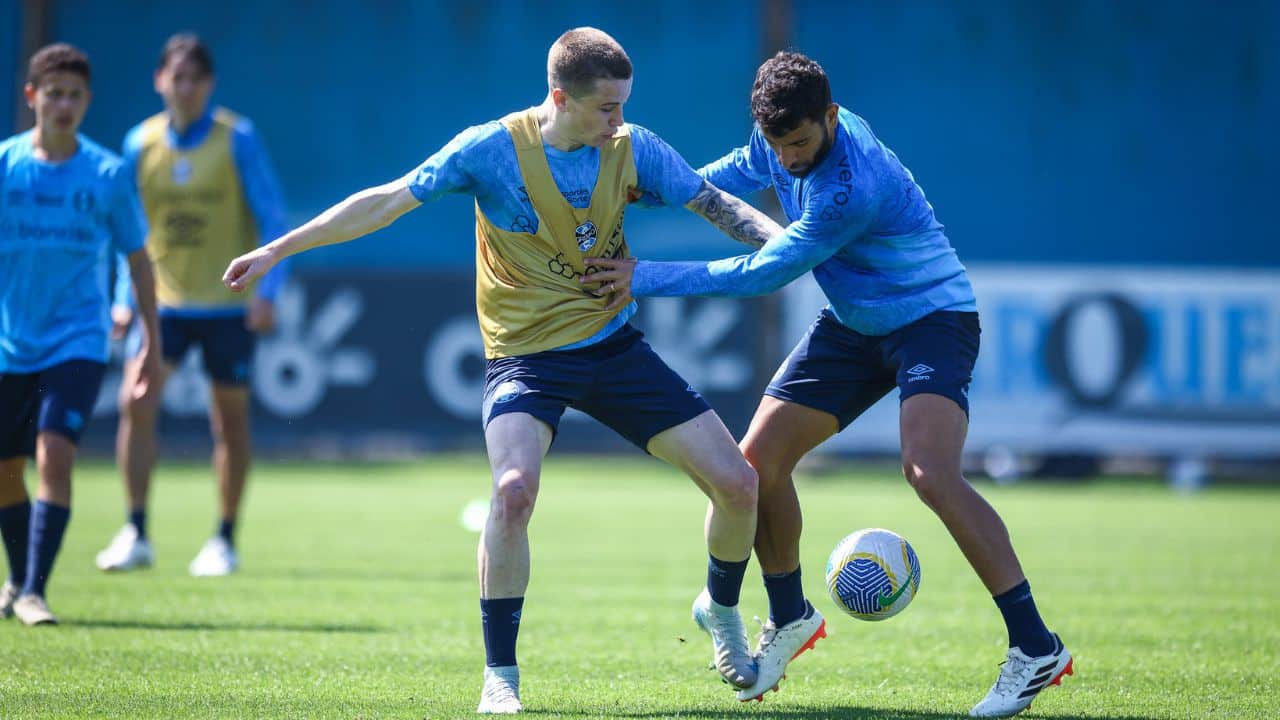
top-left (736, 602), bottom-right (827, 702)
top-left (969, 634), bottom-right (1073, 718)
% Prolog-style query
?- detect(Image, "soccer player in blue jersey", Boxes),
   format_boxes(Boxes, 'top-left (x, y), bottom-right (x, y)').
top-left (0, 44), bottom-right (161, 625)
top-left (587, 51), bottom-right (1072, 716)
top-left (96, 34), bottom-right (290, 577)
top-left (222, 28), bottom-right (793, 714)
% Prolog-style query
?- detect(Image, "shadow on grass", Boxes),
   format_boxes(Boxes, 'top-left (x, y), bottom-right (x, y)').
top-left (520, 709), bottom-right (1161, 720)
top-left (68, 618), bottom-right (385, 634)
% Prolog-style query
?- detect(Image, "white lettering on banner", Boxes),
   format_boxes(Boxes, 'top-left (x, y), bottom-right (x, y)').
top-left (641, 298), bottom-right (751, 391)
top-left (253, 282), bottom-right (375, 417)
top-left (419, 298), bottom-right (753, 422)
top-left (423, 317), bottom-right (487, 420)
top-left (782, 266), bottom-right (1280, 456)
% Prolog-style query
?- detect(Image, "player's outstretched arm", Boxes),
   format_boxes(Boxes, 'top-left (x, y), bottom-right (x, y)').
top-left (223, 179), bottom-right (421, 292)
top-left (684, 180), bottom-right (784, 249)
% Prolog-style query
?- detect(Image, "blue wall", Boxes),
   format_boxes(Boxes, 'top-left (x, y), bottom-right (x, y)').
top-left (49, 0), bottom-right (762, 270)
top-left (39, 0), bottom-right (1280, 269)
top-left (794, 0), bottom-right (1280, 267)
top-left (0, 0), bottom-right (18, 136)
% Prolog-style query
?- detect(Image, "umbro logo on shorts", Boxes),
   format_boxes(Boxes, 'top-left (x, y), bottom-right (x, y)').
top-left (906, 363), bottom-right (934, 382)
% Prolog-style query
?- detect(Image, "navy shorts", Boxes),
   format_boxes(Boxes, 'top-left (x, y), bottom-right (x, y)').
top-left (483, 324), bottom-right (712, 451)
top-left (134, 314), bottom-right (255, 385)
top-left (767, 309), bottom-right (980, 430)
top-left (0, 359), bottom-right (107, 458)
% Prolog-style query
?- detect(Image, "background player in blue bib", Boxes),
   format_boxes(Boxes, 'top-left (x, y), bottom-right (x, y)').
top-left (0, 44), bottom-right (161, 626)
top-left (588, 52), bottom-right (1071, 716)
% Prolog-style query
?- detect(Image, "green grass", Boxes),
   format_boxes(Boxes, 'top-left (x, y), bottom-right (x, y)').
top-left (3, 456), bottom-right (1278, 719)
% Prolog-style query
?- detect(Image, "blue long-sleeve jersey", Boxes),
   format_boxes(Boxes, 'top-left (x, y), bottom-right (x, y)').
top-left (632, 107), bottom-right (976, 336)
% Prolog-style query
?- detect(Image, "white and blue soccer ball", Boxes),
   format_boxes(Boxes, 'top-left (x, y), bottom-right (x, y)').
top-left (825, 528), bottom-right (921, 621)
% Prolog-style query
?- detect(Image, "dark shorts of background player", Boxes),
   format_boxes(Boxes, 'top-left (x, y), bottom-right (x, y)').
top-left (482, 323), bottom-right (711, 452)
top-left (0, 359), bottom-right (107, 459)
top-left (766, 309), bottom-right (980, 431)
top-left (131, 313), bottom-right (256, 385)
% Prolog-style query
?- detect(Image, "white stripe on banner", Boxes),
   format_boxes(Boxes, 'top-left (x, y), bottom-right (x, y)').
top-left (782, 265), bottom-right (1280, 457)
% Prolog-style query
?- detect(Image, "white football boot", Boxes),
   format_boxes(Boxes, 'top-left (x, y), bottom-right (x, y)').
top-left (477, 665), bottom-right (522, 714)
top-left (736, 602), bottom-right (827, 702)
top-left (1, 580), bottom-right (18, 618)
top-left (95, 525), bottom-right (154, 572)
top-left (13, 593), bottom-right (57, 625)
top-left (969, 634), bottom-right (1073, 718)
top-left (189, 537), bottom-right (238, 577)
top-left (691, 588), bottom-right (757, 689)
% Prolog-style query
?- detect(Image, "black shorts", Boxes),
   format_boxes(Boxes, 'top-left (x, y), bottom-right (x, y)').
top-left (0, 359), bottom-right (107, 458)
top-left (483, 324), bottom-right (711, 451)
top-left (131, 313), bottom-right (255, 385)
top-left (766, 309), bottom-right (980, 430)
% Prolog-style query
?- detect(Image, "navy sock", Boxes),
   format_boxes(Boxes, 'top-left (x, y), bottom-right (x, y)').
top-left (763, 566), bottom-right (807, 626)
top-left (707, 554), bottom-right (750, 607)
top-left (0, 500), bottom-right (31, 586)
top-left (218, 518), bottom-right (235, 547)
top-left (128, 509), bottom-right (147, 540)
top-left (481, 597), bottom-right (524, 667)
top-left (23, 501), bottom-right (70, 598)
top-left (994, 580), bottom-right (1055, 657)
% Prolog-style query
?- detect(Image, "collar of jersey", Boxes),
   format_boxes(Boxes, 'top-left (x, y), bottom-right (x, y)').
top-left (166, 109), bottom-right (215, 151)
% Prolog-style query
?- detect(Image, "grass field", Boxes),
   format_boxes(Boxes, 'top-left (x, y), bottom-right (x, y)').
top-left (2, 456), bottom-right (1278, 719)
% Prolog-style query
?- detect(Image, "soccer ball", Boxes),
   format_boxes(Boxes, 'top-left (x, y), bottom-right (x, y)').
top-left (825, 528), bottom-right (921, 621)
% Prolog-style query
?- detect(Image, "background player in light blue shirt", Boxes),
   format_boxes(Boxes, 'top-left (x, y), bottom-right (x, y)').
top-left (588, 52), bottom-right (1070, 716)
top-left (0, 44), bottom-right (161, 626)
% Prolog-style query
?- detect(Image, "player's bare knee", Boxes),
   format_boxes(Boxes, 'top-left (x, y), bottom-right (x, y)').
top-left (711, 462), bottom-right (758, 515)
top-left (748, 460), bottom-right (795, 503)
top-left (902, 458), bottom-right (955, 509)
top-left (491, 468), bottom-right (538, 525)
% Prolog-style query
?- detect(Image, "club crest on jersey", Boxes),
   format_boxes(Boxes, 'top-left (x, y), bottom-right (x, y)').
top-left (172, 157), bottom-right (193, 185)
top-left (575, 221), bottom-right (598, 252)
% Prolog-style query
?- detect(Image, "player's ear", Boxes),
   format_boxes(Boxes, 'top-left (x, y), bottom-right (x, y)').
top-left (152, 68), bottom-right (164, 95)
top-left (825, 103), bottom-right (839, 131)
top-left (23, 83), bottom-right (36, 108)
top-left (551, 87), bottom-right (569, 110)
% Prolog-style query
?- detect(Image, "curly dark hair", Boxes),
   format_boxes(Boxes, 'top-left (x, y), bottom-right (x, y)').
top-left (27, 43), bottom-right (91, 87)
top-left (751, 51), bottom-right (832, 136)
top-left (159, 33), bottom-right (214, 76)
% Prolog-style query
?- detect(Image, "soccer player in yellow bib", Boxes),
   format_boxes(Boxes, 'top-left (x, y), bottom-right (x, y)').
top-left (98, 35), bottom-right (290, 578)
top-left (223, 27), bottom-right (788, 715)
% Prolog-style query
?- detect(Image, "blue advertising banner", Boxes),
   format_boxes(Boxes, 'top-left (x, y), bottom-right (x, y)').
top-left (84, 271), bottom-right (773, 455)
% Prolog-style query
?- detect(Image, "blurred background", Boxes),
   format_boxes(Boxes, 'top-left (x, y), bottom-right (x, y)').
top-left (5, 0), bottom-right (1278, 483)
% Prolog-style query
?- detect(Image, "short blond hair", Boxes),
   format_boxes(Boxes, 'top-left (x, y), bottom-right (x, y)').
top-left (547, 27), bottom-right (632, 97)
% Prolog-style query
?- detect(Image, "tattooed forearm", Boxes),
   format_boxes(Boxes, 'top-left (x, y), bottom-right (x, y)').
top-left (685, 181), bottom-right (784, 249)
